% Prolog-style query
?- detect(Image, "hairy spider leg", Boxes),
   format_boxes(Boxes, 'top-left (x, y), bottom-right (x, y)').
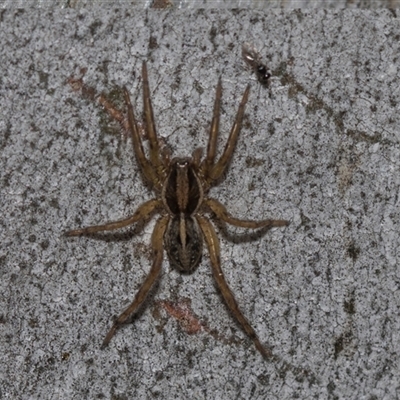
top-left (142, 61), bottom-right (163, 173)
top-left (124, 87), bottom-right (163, 188)
top-left (101, 215), bottom-right (169, 348)
top-left (200, 77), bottom-right (222, 178)
top-left (197, 215), bottom-right (273, 359)
top-left (208, 84), bottom-right (250, 183)
top-left (205, 198), bottom-right (289, 229)
top-left (65, 199), bottom-right (161, 236)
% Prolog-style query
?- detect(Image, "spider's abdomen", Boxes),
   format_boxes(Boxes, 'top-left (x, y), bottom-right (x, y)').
top-left (164, 215), bottom-right (203, 272)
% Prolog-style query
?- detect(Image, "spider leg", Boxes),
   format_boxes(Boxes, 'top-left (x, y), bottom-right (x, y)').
top-left (205, 198), bottom-right (289, 229)
top-left (124, 88), bottom-right (162, 188)
top-left (208, 84), bottom-right (250, 183)
top-left (200, 77), bottom-right (222, 177)
top-left (65, 199), bottom-right (161, 236)
top-left (142, 61), bottom-right (163, 173)
top-left (197, 215), bottom-right (273, 360)
top-left (101, 215), bottom-right (169, 348)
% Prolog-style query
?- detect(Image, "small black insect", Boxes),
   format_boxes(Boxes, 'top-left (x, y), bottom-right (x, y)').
top-left (242, 43), bottom-right (271, 86)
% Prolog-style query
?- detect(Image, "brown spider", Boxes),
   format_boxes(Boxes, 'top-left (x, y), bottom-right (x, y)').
top-left (66, 61), bottom-right (289, 359)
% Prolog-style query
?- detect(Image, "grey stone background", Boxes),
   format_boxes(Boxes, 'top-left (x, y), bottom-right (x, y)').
top-left (1, 4), bottom-right (400, 400)
top-left (3, 0), bottom-right (400, 8)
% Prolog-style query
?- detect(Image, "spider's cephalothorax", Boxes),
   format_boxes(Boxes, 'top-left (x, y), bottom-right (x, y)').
top-left (66, 61), bottom-right (289, 360)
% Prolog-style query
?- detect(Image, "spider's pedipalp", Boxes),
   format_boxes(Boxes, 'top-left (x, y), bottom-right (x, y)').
top-left (101, 215), bottom-right (169, 348)
top-left (192, 147), bottom-right (203, 169)
top-left (197, 215), bottom-right (273, 359)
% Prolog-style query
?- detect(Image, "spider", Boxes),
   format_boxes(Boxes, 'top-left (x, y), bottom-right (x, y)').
top-left (66, 61), bottom-right (289, 359)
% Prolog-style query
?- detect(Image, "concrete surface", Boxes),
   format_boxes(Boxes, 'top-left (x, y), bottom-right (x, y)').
top-left (1, 6), bottom-right (400, 400)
